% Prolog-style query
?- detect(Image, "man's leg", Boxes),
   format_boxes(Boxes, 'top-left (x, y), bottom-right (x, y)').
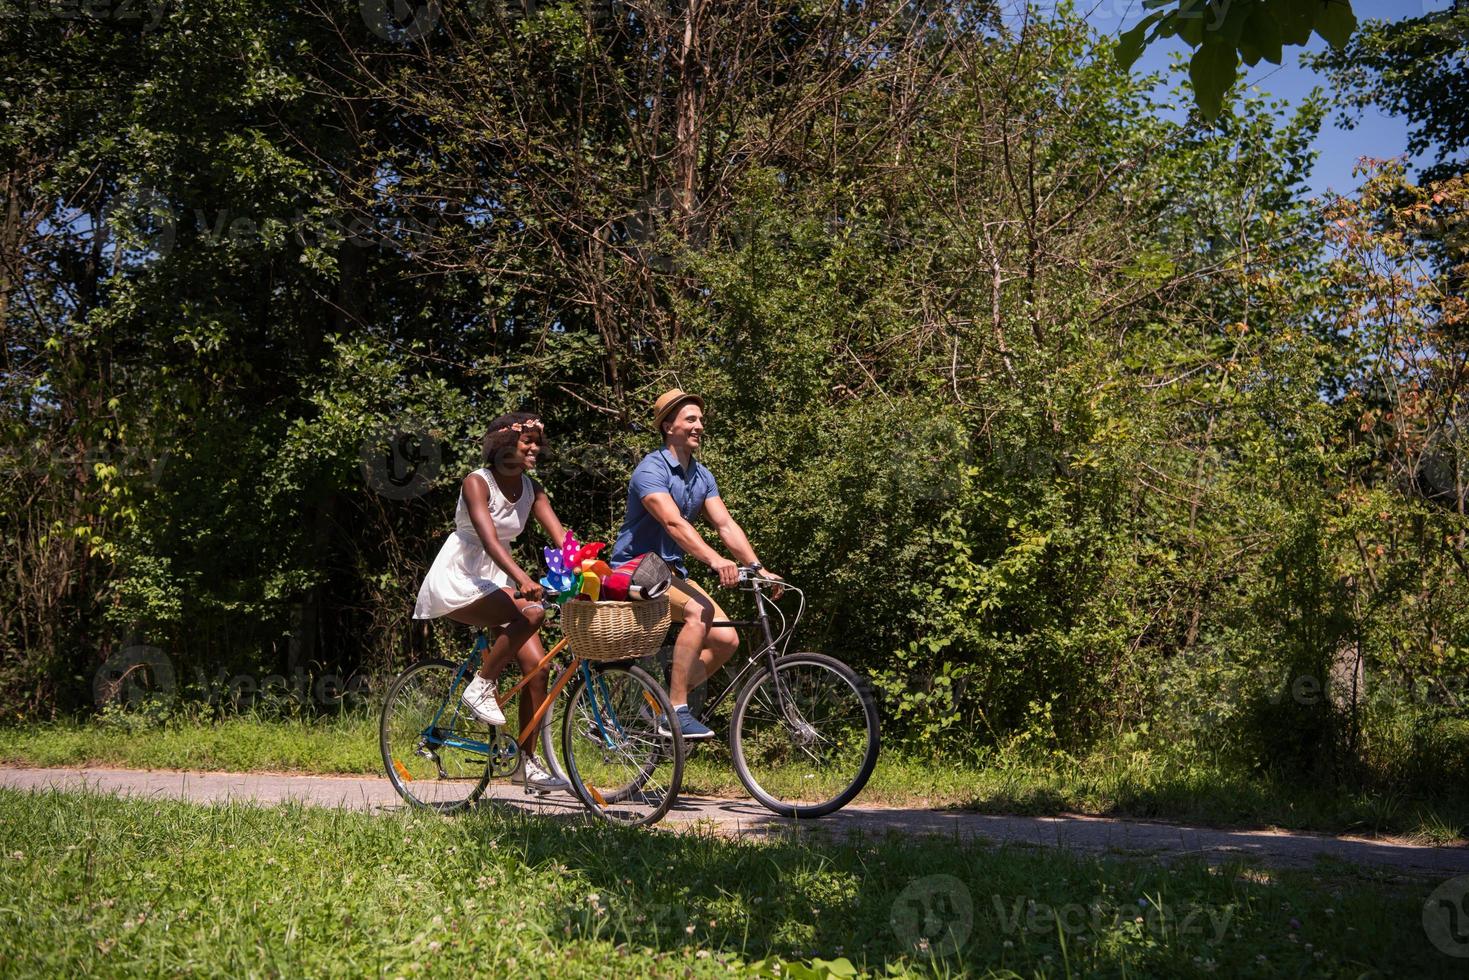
top-left (667, 578), bottom-right (739, 707)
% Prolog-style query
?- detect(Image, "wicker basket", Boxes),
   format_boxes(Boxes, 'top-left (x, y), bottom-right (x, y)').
top-left (559, 596), bottom-right (671, 662)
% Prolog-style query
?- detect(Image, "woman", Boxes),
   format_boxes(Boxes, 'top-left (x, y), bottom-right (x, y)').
top-left (413, 411), bottom-right (568, 793)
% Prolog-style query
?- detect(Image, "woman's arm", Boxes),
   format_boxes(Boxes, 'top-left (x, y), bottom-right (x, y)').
top-left (528, 478), bottom-right (567, 549)
top-left (462, 474), bottom-right (540, 596)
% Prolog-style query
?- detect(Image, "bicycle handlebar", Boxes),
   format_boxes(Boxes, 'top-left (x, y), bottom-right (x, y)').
top-left (511, 591), bottom-right (558, 615)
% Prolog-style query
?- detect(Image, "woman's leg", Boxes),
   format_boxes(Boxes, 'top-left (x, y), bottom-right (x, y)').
top-left (446, 590), bottom-right (545, 687)
top-left (450, 594), bottom-right (560, 785)
top-left (513, 629), bottom-right (550, 747)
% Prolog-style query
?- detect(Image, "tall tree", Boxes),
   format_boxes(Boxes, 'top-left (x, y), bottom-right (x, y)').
top-left (1312, 4), bottom-right (1469, 183)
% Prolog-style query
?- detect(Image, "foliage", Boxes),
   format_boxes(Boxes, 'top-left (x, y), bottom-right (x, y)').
top-left (1311, 5), bottom-right (1469, 184)
top-left (1117, 0), bottom-right (1357, 120)
top-left (1, 2), bottom-right (1464, 801)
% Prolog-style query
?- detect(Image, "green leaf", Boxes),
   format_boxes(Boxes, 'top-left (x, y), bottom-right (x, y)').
top-left (1314, 0), bottom-right (1356, 49)
top-left (1277, 0), bottom-right (1317, 46)
top-left (1190, 37), bottom-right (1238, 121)
top-left (1177, 10), bottom-right (1206, 47)
top-left (1214, 0), bottom-right (1252, 46)
top-left (1241, 4), bottom-right (1284, 65)
top-left (1115, 13), bottom-right (1163, 70)
top-left (1238, 40), bottom-right (1261, 67)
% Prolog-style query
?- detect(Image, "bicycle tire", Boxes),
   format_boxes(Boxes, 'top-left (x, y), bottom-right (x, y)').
top-left (729, 651), bottom-right (880, 818)
top-left (538, 664), bottom-right (569, 784)
top-left (560, 662), bottom-right (684, 826)
top-left (529, 662), bottom-right (653, 794)
top-left (380, 658), bottom-right (493, 814)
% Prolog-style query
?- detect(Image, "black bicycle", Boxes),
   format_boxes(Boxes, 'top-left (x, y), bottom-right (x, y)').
top-left (657, 566), bottom-right (880, 818)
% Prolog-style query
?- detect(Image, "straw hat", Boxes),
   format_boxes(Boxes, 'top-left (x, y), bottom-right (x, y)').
top-left (651, 389), bottom-right (704, 434)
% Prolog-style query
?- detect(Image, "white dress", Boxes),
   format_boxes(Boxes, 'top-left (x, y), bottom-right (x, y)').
top-left (414, 469), bottom-right (533, 619)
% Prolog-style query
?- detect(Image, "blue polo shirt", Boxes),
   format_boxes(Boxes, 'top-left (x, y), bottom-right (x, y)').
top-left (611, 448), bottom-right (721, 576)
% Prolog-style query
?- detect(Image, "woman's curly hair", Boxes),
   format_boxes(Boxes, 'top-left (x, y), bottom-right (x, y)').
top-left (481, 411), bottom-right (544, 470)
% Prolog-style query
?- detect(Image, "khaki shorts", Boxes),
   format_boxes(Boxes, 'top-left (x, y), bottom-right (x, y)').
top-left (666, 575), bottom-right (729, 626)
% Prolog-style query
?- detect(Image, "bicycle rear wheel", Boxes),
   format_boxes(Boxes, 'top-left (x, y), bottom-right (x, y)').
top-left (730, 652), bottom-right (880, 818)
top-left (561, 662), bottom-right (684, 826)
top-left (380, 659), bottom-right (493, 813)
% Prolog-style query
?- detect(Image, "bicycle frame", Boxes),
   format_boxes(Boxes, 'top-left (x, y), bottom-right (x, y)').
top-left (695, 577), bottom-right (805, 721)
top-left (418, 627), bottom-right (636, 761)
top-left (416, 631), bottom-right (570, 756)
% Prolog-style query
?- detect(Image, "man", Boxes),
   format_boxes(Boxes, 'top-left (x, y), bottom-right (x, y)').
top-left (611, 389), bottom-right (781, 739)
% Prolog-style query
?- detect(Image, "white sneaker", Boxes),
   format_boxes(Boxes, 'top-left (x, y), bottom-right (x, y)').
top-left (460, 674), bottom-right (505, 726)
top-left (512, 755), bottom-right (568, 794)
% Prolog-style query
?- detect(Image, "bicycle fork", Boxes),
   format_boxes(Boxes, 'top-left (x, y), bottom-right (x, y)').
top-left (752, 597), bottom-right (819, 744)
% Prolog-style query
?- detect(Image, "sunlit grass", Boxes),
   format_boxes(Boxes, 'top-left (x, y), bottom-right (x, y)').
top-left (1, 788), bottom-right (1460, 978)
top-left (0, 713), bottom-right (382, 774)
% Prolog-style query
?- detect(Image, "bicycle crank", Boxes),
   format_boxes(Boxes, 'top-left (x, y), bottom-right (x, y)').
top-left (487, 733), bottom-right (520, 778)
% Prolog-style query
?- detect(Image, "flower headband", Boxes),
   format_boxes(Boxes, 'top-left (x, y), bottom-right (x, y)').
top-left (493, 418), bottom-right (544, 435)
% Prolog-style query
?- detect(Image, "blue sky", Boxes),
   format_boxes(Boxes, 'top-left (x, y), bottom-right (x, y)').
top-left (1006, 0), bottom-right (1454, 199)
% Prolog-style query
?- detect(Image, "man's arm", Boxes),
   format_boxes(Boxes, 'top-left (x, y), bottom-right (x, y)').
top-left (703, 496), bottom-right (782, 595)
top-left (642, 492), bottom-right (739, 587)
top-left (701, 495), bottom-right (759, 566)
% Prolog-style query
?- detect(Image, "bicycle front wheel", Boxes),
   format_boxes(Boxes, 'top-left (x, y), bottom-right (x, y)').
top-left (380, 659), bottom-right (493, 813)
top-left (730, 652), bottom-right (880, 818)
top-left (538, 664), bottom-right (570, 785)
top-left (561, 662), bottom-right (684, 826)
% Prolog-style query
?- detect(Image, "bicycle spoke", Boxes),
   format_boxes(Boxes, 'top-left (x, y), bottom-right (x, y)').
top-left (380, 661), bottom-right (492, 812)
top-left (731, 654), bottom-right (879, 817)
top-left (562, 664), bottom-right (683, 826)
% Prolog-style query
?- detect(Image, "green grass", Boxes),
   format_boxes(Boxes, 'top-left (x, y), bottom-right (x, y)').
top-left (1, 787), bottom-right (1462, 978)
top-left (3, 715), bottom-right (1466, 844)
top-left (0, 713), bottom-right (382, 774)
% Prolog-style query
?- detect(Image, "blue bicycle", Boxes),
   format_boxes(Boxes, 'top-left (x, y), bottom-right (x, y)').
top-left (379, 604), bottom-right (684, 826)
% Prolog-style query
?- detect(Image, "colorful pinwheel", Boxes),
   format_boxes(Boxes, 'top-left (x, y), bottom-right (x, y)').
top-left (560, 530), bottom-right (581, 571)
top-left (541, 529), bottom-right (609, 603)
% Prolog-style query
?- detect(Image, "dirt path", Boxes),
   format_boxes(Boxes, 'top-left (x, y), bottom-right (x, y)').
top-left (6, 766), bottom-right (1468, 877)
